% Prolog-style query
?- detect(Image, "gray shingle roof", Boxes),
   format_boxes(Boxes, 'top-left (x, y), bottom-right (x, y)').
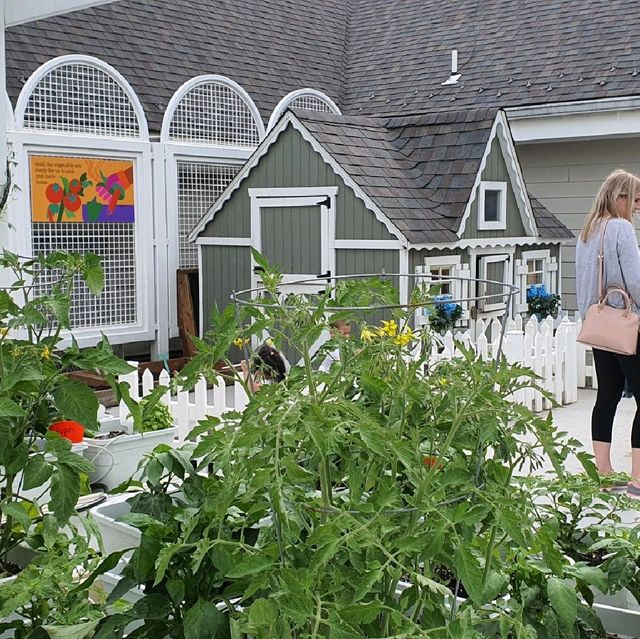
top-left (5, 0), bottom-right (349, 132)
top-left (344, 0), bottom-right (640, 115)
top-left (7, 0), bottom-right (640, 132)
top-left (295, 108), bottom-right (571, 244)
top-left (529, 194), bottom-right (574, 240)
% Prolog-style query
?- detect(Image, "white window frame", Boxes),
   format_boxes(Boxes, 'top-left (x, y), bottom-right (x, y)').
top-left (477, 181), bottom-right (507, 231)
top-left (423, 255), bottom-right (461, 298)
top-left (521, 249), bottom-right (551, 289)
top-left (478, 253), bottom-right (512, 312)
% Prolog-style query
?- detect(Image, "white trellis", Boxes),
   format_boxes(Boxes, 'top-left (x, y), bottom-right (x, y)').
top-left (267, 88), bottom-right (341, 131)
top-left (160, 75), bottom-right (265, 348)
top-left (8, 54), bottom-right (155, 348)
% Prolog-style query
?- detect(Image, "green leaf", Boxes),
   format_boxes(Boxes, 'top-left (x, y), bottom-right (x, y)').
top-left (454, 546), bottom-right (484, 604)
top-left (247, 598), bottom-right (276, 630)
top-left (184, 598), bottom-right (230, 639)
top-left (607, 556), bottom-right (636, 591)
top-left (226, 554), bottom-right (274, 578)
top-left (81, 253), bottom-right (104, 295)
top-left (547, 577), bottom-right (577, 629)
top-left (340, 600), bottom-right (383, 624)
top-left (1, 502), bottom-right (31, 531)
top-left (49, 464), bottom-right (81, 525)
top-left (53, 378), bottom-right (99, 430)
top-left (0, 396), bottom-right (25, 417)
top-left (22, 455), bottom-right (53, 490)
top-left (543, 611), bottom-right (560, 639)
top-left (166, 578), bottom-right (185, 606)
top-left (571, 565), bottom-right (608, 594)
top-left (154, 543), bottom-right (183, 585)
top-left (42, 621), bottom-right (99, 639)
top-left (44, 294), bottom-right (70, 327)
top-left (130, 593), bottom-right (173, 620)
top-left (577, 452), bottom-right (600, 482)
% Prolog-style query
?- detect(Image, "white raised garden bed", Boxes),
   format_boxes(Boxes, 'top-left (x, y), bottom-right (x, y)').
top-left (83, 427), bottom-right (176, 491)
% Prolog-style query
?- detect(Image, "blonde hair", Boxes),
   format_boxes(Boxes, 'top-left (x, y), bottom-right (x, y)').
top-left (580, 169), bottom-right (640, 241)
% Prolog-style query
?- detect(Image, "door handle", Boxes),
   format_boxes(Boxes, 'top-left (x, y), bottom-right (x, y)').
top-left (317, 270), bottom-right (331, 281)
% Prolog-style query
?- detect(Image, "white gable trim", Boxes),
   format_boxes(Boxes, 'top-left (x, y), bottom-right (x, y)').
top-left (189, 112), bottom-right (408, 246)
top-left (410, 236), bottom-right (568, 251)
top-left (267, 88), bottom-right (341, 131)
top-left (456, 112), bottom-right (536, 238)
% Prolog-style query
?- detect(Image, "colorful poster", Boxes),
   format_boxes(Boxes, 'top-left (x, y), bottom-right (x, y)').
top-left (30, 156), bottom-right (135, 223)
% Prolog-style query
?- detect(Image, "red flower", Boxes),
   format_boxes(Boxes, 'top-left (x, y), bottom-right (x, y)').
top-left (423, 455), bottom-right (443, 470)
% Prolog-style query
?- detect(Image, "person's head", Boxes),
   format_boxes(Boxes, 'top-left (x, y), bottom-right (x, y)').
top-left (330, 319), bottom-right (351, 338)
top-left (251, 343), bottom-right (286, 383)
top-left (580, 169), bottom-right (640, 241)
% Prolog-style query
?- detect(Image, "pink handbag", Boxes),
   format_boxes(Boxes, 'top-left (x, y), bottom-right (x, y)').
top-left (577, 219), bottom-right (640, 355)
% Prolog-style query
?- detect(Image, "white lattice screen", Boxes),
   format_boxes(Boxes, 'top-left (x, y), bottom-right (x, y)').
top-left (288, 94), bottom-right (335, 113)
top-left (168, 83), bottom-right (261, 146)
top-left (32, 223), bottom-right (137, 328)
top-left (177, 162), bottom-right (240, 268)
top-left (22, 63), bottom-right (140, 137)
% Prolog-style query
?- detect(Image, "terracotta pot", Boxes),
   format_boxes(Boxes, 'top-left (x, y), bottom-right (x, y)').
top-left (49, 420), bottom-right (84, 443)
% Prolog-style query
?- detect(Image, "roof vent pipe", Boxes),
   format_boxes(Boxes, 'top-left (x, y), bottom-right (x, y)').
top-left (441, 49), bottom-right (461, 85)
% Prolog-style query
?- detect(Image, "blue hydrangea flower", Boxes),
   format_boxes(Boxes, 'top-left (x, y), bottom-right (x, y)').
top-left (526, 283), bottom-right (550, 302)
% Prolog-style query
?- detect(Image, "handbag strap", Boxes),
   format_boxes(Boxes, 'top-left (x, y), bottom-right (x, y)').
top-left (597, 218), bottom-right (611, 304)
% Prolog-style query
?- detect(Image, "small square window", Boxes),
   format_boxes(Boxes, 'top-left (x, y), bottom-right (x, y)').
top-left (478, 181), bottom-right (507, 230)
top-left (484, 190), bottom-right (501, 222)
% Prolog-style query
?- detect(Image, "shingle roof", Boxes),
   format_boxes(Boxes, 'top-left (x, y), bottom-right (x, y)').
top-left (344, 0), bottom-right (640, 115)
top-left (5, 0), bottom-right (350, 132)
top-left (529, 194), bottom-right (574, 240)
top-left (6, 0), bottom-right (640, 131)
top-left (295, 109), bottom-right (572, 244)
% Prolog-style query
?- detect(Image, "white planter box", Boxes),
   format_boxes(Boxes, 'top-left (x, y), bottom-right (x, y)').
top-left (594, 601), bottom-right (640, 637)
top-left (90, 495), bottom-right (141, 556)
top-left (83, 427), bottom-right (176, 490)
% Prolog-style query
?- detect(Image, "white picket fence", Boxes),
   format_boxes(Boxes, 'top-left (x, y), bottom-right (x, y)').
top-left (118, 364), bottom-right (249, 443)
top-left (118, 313), bottom-right (596, 439)
top-left (427, 314), bottom-right (579, 412)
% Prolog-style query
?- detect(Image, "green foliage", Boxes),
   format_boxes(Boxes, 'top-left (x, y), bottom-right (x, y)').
top-left (0, 250), bottom-right (135, 574)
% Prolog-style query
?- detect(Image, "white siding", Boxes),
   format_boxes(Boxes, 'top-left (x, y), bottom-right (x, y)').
top-left (518, 138), bottom-right (640, 312)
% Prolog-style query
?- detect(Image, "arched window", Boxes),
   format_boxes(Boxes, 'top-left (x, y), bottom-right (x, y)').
top-left (267, 89), bottom-right (340, 131)
top-left (16, 55), bottom-right (148, 139)
top-left (161, 75), bottom-right (265, 146)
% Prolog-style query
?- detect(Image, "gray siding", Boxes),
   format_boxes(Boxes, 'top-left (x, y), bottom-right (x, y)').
top-left (201, 124), bottom-right (394, 242)
top-left (518, 138), bottom-right (640, 313)
top-left (200, 246), bottom-right (251, 334)
top-left (462, 137), bottom-right (527, 240)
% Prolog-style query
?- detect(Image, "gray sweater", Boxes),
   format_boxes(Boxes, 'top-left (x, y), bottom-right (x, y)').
top-left (576, 218), bottom-right (640, 317)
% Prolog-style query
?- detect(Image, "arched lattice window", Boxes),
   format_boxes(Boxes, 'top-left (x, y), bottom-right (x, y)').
top-left (267, 89), bottom-right (340, 131)
top-left (162, 75), bottom-right (264, 146)
top-left (15, 56), bottom-right (149, 334)
top-left (16, 55), bottom-right (147, 139)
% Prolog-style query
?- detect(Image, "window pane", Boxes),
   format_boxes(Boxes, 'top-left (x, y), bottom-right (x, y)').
top-left (484, 190), bottom-right (500, 222)
top-left (485, 260), bottom-right (505, 305)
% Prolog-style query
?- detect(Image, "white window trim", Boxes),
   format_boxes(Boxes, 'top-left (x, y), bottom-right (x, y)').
top-left (477, 181), bottom-right (507, 231)
top-left (522, 248), bottom-right (551, 287)
top-left (478, 253), bottom-right (512, 312)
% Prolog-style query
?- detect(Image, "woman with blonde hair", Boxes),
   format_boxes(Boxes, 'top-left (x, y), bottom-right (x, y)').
top-left (576, 169), bottom-right (640, 497)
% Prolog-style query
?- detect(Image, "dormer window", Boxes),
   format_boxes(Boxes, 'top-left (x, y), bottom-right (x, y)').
top-left (478, 181), bottom-right (507, 230)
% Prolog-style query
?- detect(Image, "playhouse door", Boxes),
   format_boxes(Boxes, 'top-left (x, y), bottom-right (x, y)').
top-left (258, 198), bottom-right (331, 295)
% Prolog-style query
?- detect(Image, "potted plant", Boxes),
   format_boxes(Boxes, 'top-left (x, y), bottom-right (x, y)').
top-left (91, 253), bottom-right (626, 638)
top-left (83, 385), bottom-right (177, 491)
top-left (0, 249), bottom-right (134, 577)
top-left (527, 283), bottom-right (561, 320)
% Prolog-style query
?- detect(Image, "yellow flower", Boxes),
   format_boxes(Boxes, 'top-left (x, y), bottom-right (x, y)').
top-left (0, 327), bottom-right (8, 337)
top-left (379, 320), bottom-right (398, 337)
top-left (42, 346), bottom-right (51, 360)
top-left (233, 337), bottom-right (249, 348)
top-left (361, 327), bottom-right (377, 342)
top-left (394, 328), bottom-right (415, 346)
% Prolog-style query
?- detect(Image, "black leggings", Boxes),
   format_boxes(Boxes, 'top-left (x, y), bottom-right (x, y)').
top-left (592, 346), bottom-right (640, 448)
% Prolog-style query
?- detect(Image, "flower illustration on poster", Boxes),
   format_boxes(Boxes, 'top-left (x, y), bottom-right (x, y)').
top-left (30, 156), bottom-right (135, 223)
